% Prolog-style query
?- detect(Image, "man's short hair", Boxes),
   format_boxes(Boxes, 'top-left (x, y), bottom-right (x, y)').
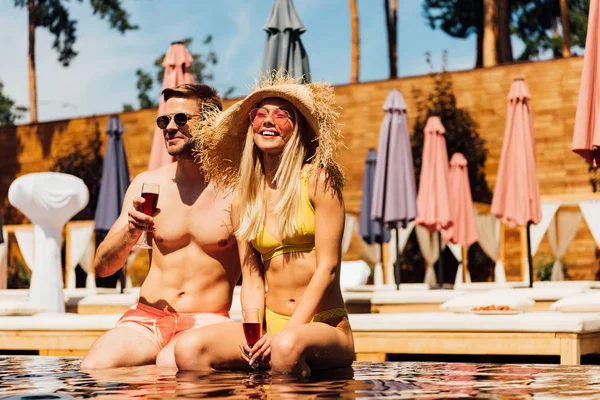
top-left (162, 84), bottom-right (223, 111)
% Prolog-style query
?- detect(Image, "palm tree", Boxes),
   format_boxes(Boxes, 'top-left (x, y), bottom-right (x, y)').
top-left (349, 0), bottom-right (360, 83)
top-left (27, 0), bottom-right (38, 123)
top-left (483, 0), bottom-right (499, 67)
top-left (384, 0), bottom-right (398, 78)
top-left (559, 0), bottom-right (572, 57)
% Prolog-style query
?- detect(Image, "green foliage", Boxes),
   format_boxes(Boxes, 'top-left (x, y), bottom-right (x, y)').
top-left (7, 256), bottom-right (30, 289)
top-left (0, 80), bottom-right (27, 127)
top-left (51, 132), bottom-right (103, 220)
top-left (422, 0), bottom-right (482, 39)
top-left (411, 52), bottom-right (492, 203)
top-left (535, 252), bottom-right (568, 281)
top-left (513, 0), bottom-right (590, 60)
top-left (422, 0), bottom-right (590, 63)
top-left (13, 0), bottom-right (137, 66)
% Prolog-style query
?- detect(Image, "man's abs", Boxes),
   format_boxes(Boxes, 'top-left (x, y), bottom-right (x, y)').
top-left (138, 239), bottom-right (240, 314)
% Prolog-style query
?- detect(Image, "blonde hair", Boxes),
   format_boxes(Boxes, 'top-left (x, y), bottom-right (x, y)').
top-left (236, 107), bottom-right (310, 241)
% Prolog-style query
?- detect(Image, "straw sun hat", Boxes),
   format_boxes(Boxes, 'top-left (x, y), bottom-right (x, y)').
top-left (192, 71), bottom-right (345, 194)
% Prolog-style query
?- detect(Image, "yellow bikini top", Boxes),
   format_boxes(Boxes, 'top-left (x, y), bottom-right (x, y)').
top-left (251, 175), bottom-right (315, 261)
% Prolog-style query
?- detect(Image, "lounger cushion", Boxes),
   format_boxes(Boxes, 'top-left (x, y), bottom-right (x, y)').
top-left (0, 302), bottom-right (46, 316)
top-left (551, 291), bottom-right (600, 312)
top-left (440, 291), bottom-right (535, 313)
top-left (340, 260), bottom-right (371, 289)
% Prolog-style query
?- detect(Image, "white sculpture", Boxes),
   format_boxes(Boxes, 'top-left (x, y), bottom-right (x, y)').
top-left (8, 172), bottom-right (89, 312)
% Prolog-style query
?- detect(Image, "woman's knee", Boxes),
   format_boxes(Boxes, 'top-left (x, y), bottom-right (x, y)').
top-left (271, 330), bottom-right (304, 367)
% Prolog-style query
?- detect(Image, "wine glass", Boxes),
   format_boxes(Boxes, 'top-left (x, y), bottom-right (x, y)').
top-left (135, 183), bottom-right (159, 249)
top-left (242, 308), bottom-right (262, 369)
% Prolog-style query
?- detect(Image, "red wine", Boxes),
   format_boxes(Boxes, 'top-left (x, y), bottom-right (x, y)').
top-left (243, 322), bottom-right (261, 346)
top-left (141, 192), bottom-right (159, 215)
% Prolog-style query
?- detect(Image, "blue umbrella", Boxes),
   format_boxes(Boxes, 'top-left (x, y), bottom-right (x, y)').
top-left (360, 149), bottom-right (391, 246)
top-left (262, 0), bottom-right (311, 83)
top-left (94, 115), bottom-right (131, 236)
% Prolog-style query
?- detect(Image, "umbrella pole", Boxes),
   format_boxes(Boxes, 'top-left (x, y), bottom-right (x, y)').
top-left (395, 227), bottom-right (401, 290)
top-left (437, 231), bottom-right (444, 289)
top-left (526, 222), bottom-right (534, 288)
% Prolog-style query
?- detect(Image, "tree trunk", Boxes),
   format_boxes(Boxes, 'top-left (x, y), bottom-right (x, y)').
top-left (559, 0), bottom-right (572, 57)
top-left (476, 23), bottom-right (483, 68)
top-left (384, 0), bottom-right (398, 78)
top-left (496, 0), bottom-right (513, 63)
top-left (27, 0), bottom-right (38, 123)
top-left (349, 0), bottom-right (360, 83)
top-left (483, 0), bottom-right (499, 67)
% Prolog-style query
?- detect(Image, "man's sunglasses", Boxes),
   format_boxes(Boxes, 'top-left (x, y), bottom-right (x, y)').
top-left (156, 113), bottom-right (202, 129)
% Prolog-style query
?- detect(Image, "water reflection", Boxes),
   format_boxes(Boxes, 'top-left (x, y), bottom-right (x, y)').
top-left (1, 356), bottom-right (600, 399)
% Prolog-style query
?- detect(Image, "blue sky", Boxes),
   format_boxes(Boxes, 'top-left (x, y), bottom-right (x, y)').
top-left (1, 0), bottom-right (534, 123)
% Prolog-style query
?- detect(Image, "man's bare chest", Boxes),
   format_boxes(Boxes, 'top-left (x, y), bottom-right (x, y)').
top-left (152, 192), bottom-right (234, 246)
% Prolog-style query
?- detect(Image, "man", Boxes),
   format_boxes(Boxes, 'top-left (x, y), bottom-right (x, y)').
top-left (81, 84), bottom-right (247, 369)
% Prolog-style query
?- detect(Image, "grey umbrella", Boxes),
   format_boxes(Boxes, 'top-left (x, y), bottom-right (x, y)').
top-left (360, 149), bottom-right (391, 263)
top-left (94, 115), bottom-right (131, 236)
top-left (371, 90), bottom-right (417, 288)
top-left (262, 0), bottom-right (311, 83)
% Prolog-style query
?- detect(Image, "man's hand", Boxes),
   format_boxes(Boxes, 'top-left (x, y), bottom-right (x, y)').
top-left (240, 332), bottom-right (272, 369)
top-left (128, 197), bottom-right (161, 233)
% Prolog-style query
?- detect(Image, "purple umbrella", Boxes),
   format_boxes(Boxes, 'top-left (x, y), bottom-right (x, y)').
top-left (371, 90), bottom-right (417, 288)
top-left (95, 115), bottom-right (131, 236)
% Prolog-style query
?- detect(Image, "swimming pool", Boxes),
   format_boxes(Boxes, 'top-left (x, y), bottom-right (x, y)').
top-left (1, 356), bottom-right (599, 398)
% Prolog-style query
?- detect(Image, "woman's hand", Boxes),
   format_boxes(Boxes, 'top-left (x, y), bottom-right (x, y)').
top-left (240, 332), bottom-right (273, 369)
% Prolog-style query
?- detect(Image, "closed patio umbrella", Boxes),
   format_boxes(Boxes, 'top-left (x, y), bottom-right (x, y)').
top-left (491, 78), bottom-right (541, 287)
top-left (572, 0), bottom-right (599, 165)
top-left (443, 153), bottom-right (478, 282)
top-left (148, 42), bottom-right (195, 170)
top-left (95, 115), bottom-right (131, 291)
top-left (262, 0), bottom-right (311, 83)
top-left (415, 116), bottom-right (452, 287)
top-left (371, 90), bottom-right (417, 288)
top-left (360, 149), bottom-right (391, 270)
top-left (95, 115), bottom-right (131, 236)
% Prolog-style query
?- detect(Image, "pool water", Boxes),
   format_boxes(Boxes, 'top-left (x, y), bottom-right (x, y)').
top-left (1, 356), bottom-right (600, 399)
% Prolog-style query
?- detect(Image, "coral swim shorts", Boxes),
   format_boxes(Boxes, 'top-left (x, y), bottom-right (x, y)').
top-left (115, 302), bottom-right (233, 351)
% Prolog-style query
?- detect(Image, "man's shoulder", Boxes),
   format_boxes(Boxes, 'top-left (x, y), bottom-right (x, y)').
top-left (132, 164), bottom-right (175, 183)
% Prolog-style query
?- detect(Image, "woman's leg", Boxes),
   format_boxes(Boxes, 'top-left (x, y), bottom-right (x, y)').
top-left (270, 318), bottom-right (354, 376)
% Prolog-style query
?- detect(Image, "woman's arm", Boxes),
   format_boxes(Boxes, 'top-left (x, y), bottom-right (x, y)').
top-left (286, 172), bottom-right (345, 329)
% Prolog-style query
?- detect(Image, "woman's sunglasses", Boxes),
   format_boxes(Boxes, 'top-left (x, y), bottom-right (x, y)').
top-left (249, 108), bottom-right (293, 128)
top-left (156, 113), bottom-right (202, 129)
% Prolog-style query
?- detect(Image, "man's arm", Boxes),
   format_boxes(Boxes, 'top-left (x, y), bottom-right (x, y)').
top-left (94, 173), bottom-right (159, 277)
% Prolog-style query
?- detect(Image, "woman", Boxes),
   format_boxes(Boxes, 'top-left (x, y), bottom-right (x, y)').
top-left (196, 72), bottom-right (354, 376)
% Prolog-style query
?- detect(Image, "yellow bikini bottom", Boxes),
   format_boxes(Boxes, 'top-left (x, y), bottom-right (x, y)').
top-left (265, 307), bottom-right (348, 334)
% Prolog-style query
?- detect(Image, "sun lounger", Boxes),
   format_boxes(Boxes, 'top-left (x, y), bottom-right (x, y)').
top-left (371, 287), bottom-right (594, 313)
top-left (349, 311), bottom-right (600, 365)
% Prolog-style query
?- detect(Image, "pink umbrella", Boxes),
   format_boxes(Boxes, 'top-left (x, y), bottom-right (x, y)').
top-left (415, 116), bottom-right (452, 285)
top-left (443, 153), bottom-right (478, 283)
top-left (443, 153), bottom-right (478, 247)
top-left (415, 116), bottom-right (452, 232)
top-left (572, 0), bottom-right (600, 166)
top-left (148, 42), bottom-right (195, 171)
top-left (491, 78), bottom-right (541, 286)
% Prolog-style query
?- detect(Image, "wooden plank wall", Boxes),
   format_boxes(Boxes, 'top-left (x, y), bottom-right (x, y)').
top-left (1, 56), bottom-right (596, 281)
